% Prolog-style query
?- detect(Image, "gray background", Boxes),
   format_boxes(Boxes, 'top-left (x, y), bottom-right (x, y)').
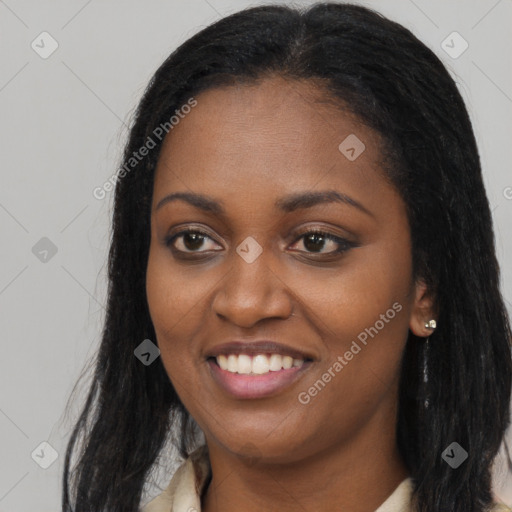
top-left (1, 0), bottom-right (511, 510)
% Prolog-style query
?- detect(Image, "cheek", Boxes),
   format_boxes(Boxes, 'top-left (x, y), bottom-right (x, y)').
top-left (290, 241), bottom-right (411, 341)
top-left (147, 246), bottom-right (194, 319)
top-left (146, 235), bottom-right (221, 327)
top-left (145, 246), bottom-right (205, 377)
top-left (290, 239), bottom-right (412, 401)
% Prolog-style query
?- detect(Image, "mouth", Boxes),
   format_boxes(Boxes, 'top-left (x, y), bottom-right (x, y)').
top-left (206, 353), bottom-right (314, 399)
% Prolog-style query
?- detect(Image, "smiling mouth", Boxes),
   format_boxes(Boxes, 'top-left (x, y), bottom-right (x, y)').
top-left (207, 354), bottom-right (313, 399)
top-left (208, 353), bottom-right (313, 375)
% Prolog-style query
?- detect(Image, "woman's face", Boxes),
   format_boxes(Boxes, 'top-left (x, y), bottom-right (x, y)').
top-left (146, 76), bottom-right (431, 464)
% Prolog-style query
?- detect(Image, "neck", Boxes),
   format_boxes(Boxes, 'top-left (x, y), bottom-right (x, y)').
top-left (201, 428), bottom-right (409, 512)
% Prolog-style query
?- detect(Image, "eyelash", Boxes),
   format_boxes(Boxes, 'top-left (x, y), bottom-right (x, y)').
top-left (165, 227), bottom-right (356, 258)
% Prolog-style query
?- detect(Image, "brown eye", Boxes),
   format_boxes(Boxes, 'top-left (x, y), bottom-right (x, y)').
top-left (166, 230), bottom-right (221, 253)
top-left (290, 230), bottom-right (355, 255)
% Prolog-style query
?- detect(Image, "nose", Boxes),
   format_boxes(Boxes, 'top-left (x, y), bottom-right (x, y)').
top-left (211, 243), bottom-right (294, 328)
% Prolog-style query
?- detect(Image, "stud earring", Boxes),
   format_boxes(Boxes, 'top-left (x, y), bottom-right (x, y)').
top-left (424, 319), bottom-right (436, 330)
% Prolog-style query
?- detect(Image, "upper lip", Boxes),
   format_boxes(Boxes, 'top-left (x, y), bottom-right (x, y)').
top-left (205, 341), bottom-right (315, 361)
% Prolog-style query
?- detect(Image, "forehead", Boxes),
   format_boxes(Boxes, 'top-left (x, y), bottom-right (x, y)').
top-left (153, 76), bottom-right (390, 209)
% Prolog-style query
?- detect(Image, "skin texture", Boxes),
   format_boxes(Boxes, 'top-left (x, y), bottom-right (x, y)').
top-left (146, 76), bottom-right (435, 512)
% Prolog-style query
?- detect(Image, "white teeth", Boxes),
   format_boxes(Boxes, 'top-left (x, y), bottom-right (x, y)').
top-left (214, 353), bottom-right (305, 374)
top-left (238, 354), bottom-right (252, 374)
top-left (217, 354), bottom-right (228, 370)
top-left (269, 354), bottom-right (283, 371)
top-left (227, 354), bottom-right (238, 372)
top-left (282, 356), bottom-right (293, 369)
top-left (252, 354), bottom-right (270, 374)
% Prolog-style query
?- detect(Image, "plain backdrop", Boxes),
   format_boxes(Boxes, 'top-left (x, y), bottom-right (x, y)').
top-left (0, 1), bottom-right (511, 510)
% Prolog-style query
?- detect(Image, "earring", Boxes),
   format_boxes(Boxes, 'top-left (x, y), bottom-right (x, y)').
top-left (422, 320), bottom-right (435, 409)
top-left (424, 319), bottom-right (436, 329)
top-left (422, 335), bottom-right (430, 409)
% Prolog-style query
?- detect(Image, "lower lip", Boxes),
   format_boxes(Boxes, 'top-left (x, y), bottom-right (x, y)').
top-left (207, 359), bottom-right (311, 399)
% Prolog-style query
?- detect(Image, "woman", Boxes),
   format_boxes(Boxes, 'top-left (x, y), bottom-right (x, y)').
top-left (62, 3), bottom-right (512, 511)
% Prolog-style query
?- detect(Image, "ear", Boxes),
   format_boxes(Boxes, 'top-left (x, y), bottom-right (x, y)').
top-left (409, 279), bottom-right (436, 337)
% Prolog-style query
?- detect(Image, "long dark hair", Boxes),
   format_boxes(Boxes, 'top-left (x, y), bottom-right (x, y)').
top-left (62, 3), bottom-right (512, 511)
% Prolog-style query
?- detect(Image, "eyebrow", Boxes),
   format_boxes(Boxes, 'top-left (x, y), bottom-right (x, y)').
top-left (155, 190), bottom-right (373, 217)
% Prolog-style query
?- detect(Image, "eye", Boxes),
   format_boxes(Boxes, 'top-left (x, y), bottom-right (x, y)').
top-left (165, 229), bottom-right (221, 254)
top-left (289, 229), bottom-right (355, 255)
top-left (165, 227), bottom-right (356, 258)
